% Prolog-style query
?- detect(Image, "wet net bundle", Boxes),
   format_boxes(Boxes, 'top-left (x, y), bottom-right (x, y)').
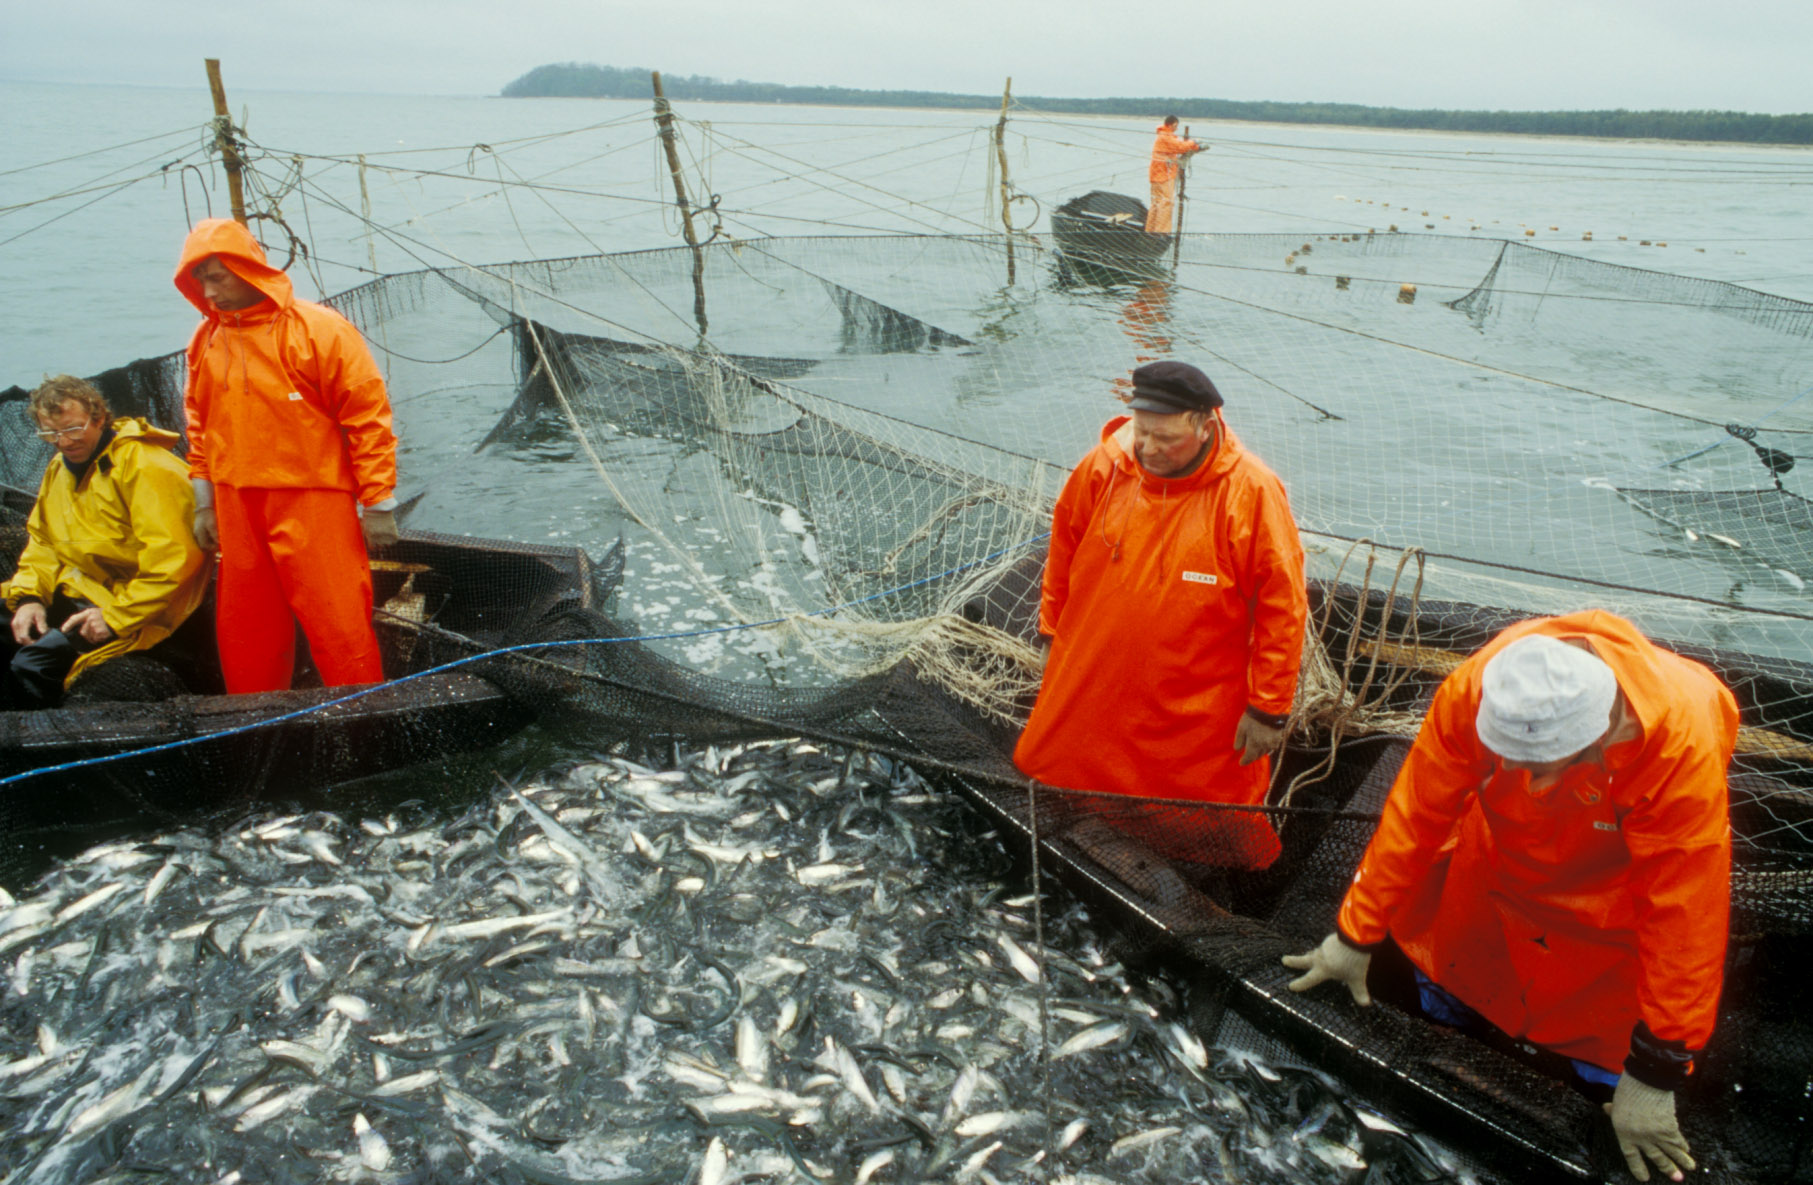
top-left (5, 228), bottom-right (1813, 1180)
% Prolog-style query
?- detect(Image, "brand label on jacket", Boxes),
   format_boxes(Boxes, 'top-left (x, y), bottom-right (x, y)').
top-left (287, 391), bottom-right (303, 401)
top-left (1181, 571), bottom-right (1218, 585)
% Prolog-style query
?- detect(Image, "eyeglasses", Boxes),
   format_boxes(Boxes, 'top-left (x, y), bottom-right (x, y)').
top-left (34, 419), bottom-right (91, 443)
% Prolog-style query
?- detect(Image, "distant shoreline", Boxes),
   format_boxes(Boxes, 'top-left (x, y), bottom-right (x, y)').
top-left (501, 63), bottom-right (1813, 147)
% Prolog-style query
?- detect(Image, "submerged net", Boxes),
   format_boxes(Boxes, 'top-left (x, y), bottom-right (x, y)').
top-left (5, 228), bottom-right (1813, 1180)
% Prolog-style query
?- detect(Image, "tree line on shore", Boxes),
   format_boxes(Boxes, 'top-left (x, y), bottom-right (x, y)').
top-left (501, 63), bottom-right (1813, 146)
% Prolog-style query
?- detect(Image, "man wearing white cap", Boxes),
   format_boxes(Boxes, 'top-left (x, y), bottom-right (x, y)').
top-left (1282, 610), bottom-right (1737, 1183)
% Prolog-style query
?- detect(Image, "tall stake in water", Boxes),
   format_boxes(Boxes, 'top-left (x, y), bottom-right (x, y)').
top-left (651, 70), bottom-right (709, 338)
top-left (994, 77), bottom-right (1015, 287)
top-left (203, 58), bottom-right (248, 227)
top-left (1172, 123), bottom-right (1190, 269)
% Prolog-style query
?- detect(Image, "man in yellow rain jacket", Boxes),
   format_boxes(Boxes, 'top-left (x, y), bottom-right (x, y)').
top-left (0, 375), bottom-right (207, 706)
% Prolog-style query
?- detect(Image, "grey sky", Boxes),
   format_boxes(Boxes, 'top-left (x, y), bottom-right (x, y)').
top-left (4, 0), bottom-right (1810, 113)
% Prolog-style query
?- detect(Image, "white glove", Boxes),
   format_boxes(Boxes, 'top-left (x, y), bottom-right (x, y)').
top-left (1281, 932), bottom-right (1373, 1006)
top-left (1604, 1075), bottom-right (1693, 1182)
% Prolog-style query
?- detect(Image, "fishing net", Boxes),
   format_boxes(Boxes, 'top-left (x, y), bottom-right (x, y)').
top-left (5, 227), bottom-right (1813, 1181)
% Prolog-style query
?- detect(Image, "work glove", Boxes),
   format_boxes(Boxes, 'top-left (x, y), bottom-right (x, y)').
top-left (1604, 1075), bottom-right (1693, 1183)
top-left (1281, 932), bottom-right (1373, 1006)
top-left (361, 507), bottom-right (400, 549)
top-left (193, 506), bottom-right (219, 552)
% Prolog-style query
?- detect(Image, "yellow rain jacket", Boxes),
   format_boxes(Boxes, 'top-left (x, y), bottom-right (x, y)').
top-left (2, 418), bottom-right (208, 688)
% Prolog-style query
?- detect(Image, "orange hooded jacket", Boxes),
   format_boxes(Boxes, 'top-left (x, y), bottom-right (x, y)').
top-left (1015, 415), bottom-right (1307, 848)
top-left (1149, 125), bottom-right (1200, 184)
top-left (175, 219), bottom-right (397, 505)
top-left (1336, 611), bottom-right (1736, 1072)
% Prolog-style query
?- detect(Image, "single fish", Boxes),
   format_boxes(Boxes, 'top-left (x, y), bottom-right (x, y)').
top-left (1109, 1126), bottom-right (1181, 1157)
top-left (53, 881), bottom-right (127, 926)
top-left (368, 1070), bottom-right (440, 1097)
top-left (699, 1136), bottom-right (730, 1185)
top-left (1053, 1021), bottom-right (1128, 1059)
top-left (854, 1148), bottom-right (895, 1185)
top-left (355, 1112), bottom-right (392, 1171)
top-left (994, 934), bottom-right (1042, 984)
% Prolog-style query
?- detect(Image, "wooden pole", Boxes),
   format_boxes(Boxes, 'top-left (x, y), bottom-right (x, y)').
top-left (1171, 123), bottom-right (1189, 268)
top-left (651, 70), bottom-right (708, 336)
top-left (993, 78), bottom-right (1015, 286)
top-left (204, 58), bottom-right (248, 226)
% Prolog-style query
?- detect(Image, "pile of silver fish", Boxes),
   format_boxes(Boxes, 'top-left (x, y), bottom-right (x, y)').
top-left (0, 739), bottom-right (1472, 1183)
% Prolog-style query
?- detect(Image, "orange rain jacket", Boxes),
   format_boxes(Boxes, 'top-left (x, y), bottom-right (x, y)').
top-left (175, 219), bottom-right (397, 506)
top-left (2, 418), bottom-right (207, 688)
top-left (1336, 611), bottom-right (1736, 1073)
top-left (1148, 125), bottom-right (1200, 184)
top-left (1015, 415), bottom-right (1307, 864)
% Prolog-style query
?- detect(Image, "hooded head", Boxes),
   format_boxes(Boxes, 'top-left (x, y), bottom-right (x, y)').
top-left (174, 218), bottom-right (291, 319)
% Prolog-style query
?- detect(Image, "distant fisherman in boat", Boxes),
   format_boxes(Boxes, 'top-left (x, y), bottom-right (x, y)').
top-left (1015, 360), bottom-right (1307, 871)
top-left (175, 219), bottom-right (400, 692)
top-left (1285, 614), bottom-right (1736, 1184)
top-left (1146, 116), bottom-right (1202, 234)
top-left (0, 376), bottom-right (206, 707)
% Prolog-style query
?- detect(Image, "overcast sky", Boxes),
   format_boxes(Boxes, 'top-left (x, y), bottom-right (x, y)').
top-left (4, 0), bottom-right (1809, 113)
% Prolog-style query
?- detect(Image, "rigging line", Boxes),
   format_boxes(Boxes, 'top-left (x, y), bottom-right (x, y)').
top-left (347, 135), bottom-right (665, 241)
top-left (709, 146), bottom-right (1001, 227)
top-left (1003, 111), bottom-right (1813, 174)
top-left (1305, 528), bottom-right (1813, 623)
top-left (0, 165), bottom-right (195, 251)
top-left (0, 148), bottom-right (212, 216)
top-left (1168, 247), bottom-right (1813, 319)
top-left (242, 144), bottom-right (684, 211)
top-left (681, 129), bottom-right (990, 223)
top-left (12, 136), bottom-right (219, 202)
top-left (290, 172), bottom-right (707, 349)
top-left (681, 121), bottom-right (997, 236)
top-left (0, 124), bottom-right (205, 180)
top-left (699, 128), bottom-right (983, 203)
top-left (249, 110), bottom-right (656, 165)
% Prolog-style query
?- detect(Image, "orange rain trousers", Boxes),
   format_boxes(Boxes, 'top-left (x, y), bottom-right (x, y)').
top-left (215, 484), bottom-right (382, 692)
top-left (1336, 611), bottom-right (1736, 1072)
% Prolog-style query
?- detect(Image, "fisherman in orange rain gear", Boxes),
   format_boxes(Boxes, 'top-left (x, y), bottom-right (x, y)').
top-left (1146, 115), bottom-right (1202, 234)
top-left (1283, 613), bottom-right (1736, 1184)
top-left (174, 218), bottom-right (400, 693)
top-left (1015, 361), bottom-right (1307, 871)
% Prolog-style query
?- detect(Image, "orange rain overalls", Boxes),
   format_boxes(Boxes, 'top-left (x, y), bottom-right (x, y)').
top-left (1015, 415), bottom-right (1308, 869)
top-left (175, 219), bottom-right (398, 692)
top-left (1146, 125), bottom-right (1200, 234)
top-left (1337, 611), bottom-right (1735, 1075)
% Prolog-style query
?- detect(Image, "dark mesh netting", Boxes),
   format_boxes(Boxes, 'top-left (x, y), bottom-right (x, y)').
top-left (4, 231), bottom-right (1813, 1181)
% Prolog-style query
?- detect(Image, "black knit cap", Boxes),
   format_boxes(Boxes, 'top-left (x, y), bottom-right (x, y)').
top-left (1127, 360), bottom-right (1223, 414)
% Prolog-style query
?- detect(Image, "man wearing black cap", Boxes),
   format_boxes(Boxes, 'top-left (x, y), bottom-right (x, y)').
top-left (1015, 360), bottom-right (1308, 871)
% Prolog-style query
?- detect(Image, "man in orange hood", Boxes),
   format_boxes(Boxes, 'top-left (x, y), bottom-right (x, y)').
top-left (1283, 614), bottom-right (1736, 1183)
top-left (1145, 116), bottom-right (1202, 234)
top-left (1015, 360), bottom-right (1307, 872)
top-left (174, 218), bottom-right (399, 692)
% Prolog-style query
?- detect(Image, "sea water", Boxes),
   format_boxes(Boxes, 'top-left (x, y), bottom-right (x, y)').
top-left (5, 78), bottom-right (1813, 387)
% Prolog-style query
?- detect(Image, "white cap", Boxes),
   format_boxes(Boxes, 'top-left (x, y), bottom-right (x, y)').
top-left (1475, 635), bottom-right (1618, 763)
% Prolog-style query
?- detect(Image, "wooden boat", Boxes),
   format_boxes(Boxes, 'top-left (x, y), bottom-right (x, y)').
top-left (1051, 190), bottom-right (1172, 280)
top-left (0, 526), bottom-right (617, 886)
